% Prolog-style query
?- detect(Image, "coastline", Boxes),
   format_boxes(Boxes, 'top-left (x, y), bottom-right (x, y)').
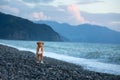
top-left (0, 44), bottom-right (120, 80)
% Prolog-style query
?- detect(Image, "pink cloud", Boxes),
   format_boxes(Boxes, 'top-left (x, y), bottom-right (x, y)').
top-left (67, 4), bottom-right (86, 24)
top-left (33, 12), bottom-right (48, 20)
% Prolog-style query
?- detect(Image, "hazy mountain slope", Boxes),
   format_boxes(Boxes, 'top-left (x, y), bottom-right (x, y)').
top-left (36, 20), bottom-right (120, 43)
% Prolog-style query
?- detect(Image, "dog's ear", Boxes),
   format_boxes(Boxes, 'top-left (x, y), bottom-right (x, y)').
top-left (37, 41), bottom-right (44, 45)
top-left (42, 42), bottom-right (44, 45)
top-left (37, 42), bottom-right (39, 45)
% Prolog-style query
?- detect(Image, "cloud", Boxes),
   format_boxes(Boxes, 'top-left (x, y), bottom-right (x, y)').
top-left (67, 4), bottom-right (86, 24)
top-left (33, 12), bottom-right (49, 20)
top-left (22, 0), bottom-right (54, 3)
top-left (0, 5), bottom-right (20, 15)
top-left (78, 0), bottom-right (103, 4)
top-left (82, 12), bottom-right (120, 31)
top-left (111, 21), bottom-right (120, 25)
top-left (0, 0), bottom-right (9, 5)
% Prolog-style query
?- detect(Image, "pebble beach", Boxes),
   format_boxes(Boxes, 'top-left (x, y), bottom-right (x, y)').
top-left (0, 44), bottom-right (120, 80)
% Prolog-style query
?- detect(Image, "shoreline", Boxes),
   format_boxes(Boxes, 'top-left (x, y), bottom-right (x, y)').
top-left (0, 44), bottom-right (120, 80)
top-left (1, 42), bottom-right (120, 75)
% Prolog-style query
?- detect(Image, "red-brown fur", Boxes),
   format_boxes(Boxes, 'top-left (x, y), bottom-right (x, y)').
top-left (36, 41), bottom-right (44, 62)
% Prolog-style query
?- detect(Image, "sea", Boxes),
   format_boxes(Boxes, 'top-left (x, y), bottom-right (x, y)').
top-left (0, 39), bottom-right (120, 75)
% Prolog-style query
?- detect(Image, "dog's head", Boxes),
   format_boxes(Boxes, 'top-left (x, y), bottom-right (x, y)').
top-left (37, 41), bottom-right (44, 47)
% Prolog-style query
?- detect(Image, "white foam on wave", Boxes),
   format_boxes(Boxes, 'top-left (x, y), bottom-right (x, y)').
top-left (45, 52), bottom-right (120, 75)
top-left (0, 43), bottom-right (120, 75)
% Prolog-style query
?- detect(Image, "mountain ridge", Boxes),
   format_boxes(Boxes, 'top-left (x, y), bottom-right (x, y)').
top-left (35, 20), bottom-right (120, 43)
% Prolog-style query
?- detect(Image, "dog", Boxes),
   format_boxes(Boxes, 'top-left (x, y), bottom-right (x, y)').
top-left (36, 41), bottom-right (44, 63)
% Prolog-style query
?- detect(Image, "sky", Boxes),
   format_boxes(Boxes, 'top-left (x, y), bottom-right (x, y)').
top-left (0, 0), bottom-right (120, 31)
